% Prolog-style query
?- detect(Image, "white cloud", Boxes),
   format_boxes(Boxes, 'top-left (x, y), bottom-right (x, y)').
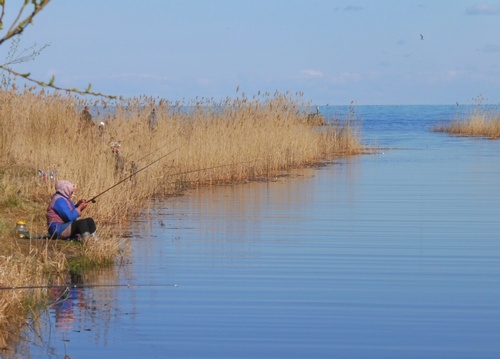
top-left (329, 72), bottom-right (361, 85)
top-left (197, 77), bottom-right (213, 86)
top-left (109, 72), bottom-right (169, 81)
top-left (440, 70), bottom-right (459, 80)
top-left (344, 5), bottom-right (363, 11)
top-left (466, 3), bottom-right (500, 15)
top-left (300, 69), bottom-right (324, 77)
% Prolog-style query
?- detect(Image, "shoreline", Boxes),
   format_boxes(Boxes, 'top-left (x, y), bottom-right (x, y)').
top-left (0, 89), bottom-right (365, 350)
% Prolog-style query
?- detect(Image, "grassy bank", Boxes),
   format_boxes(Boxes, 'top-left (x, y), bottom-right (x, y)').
top-left (0, 88), bottom-right (364, 349)
top-left (432, 106), bottom-right (500, 139)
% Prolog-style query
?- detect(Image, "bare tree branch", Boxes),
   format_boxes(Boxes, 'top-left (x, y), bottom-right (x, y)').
top-left (0, 0), bottom-right (121, 99)
top-left (0, 0), bottom-right (51, 46)
top-left (0, 65), bottom-right (121, 99)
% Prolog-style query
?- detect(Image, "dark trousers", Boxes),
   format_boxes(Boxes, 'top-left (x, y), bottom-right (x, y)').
top-left (70, 218), bottom-right (96, 237)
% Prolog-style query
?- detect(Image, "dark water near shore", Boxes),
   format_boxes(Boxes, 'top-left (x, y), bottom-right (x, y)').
top-left (13, 105), bottom-right (500, 359)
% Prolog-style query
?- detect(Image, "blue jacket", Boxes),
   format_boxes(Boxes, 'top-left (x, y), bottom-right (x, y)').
top-left (47, 193), bottom-right (81, 237)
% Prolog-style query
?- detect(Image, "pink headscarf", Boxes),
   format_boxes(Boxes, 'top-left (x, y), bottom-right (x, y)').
top-left (55, 180), bottom-right (76, 198)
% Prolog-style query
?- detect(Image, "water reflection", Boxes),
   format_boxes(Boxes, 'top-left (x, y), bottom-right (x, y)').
top-left (49, 274), bottom-right (86, 332)
top-left (15, 268), bottom-right (130, 358)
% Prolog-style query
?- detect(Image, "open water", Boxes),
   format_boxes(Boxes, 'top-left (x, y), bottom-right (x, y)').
top-left (10, 105), bottom-right (500, 359)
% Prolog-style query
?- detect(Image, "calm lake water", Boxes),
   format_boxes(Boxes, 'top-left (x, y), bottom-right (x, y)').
top-left (12, 105), bottom-right (500, 359)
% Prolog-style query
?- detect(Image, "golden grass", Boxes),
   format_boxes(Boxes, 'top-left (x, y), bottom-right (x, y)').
top-left (0, 240), bottom-right (67, 350)
top-left (0, 87), bottom-right (364, 349)
top-left (433, 107), bottom-right (500, 139)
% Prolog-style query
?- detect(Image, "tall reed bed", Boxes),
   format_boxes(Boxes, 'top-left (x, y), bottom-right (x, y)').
top-left (0, 88), bottom-right (363, 348)
top-left (2, 88), bottom-right (365, 239)
top-left (433, 104), bottom-right (500, 139)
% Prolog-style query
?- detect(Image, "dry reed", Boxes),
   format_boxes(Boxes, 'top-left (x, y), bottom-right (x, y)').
top-left (433, 106), bottom-right (500, 139)
top-left (0, 87), bottom-right (364, 349)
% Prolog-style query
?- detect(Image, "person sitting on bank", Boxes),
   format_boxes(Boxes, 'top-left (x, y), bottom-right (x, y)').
top-left (80, 106), bottom-right (94, 126)
top-left (148, 108), bottom-right (157, 130)
top-left (46, 180), bottom-right (96, 240)
top-left (111, 141), bottom-right (125, 177)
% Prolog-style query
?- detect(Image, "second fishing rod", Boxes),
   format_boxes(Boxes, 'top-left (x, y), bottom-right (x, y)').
top-left (87, 143), bottom-right (257, 204)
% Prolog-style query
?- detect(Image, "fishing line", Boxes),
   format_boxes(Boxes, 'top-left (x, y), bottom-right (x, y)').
top-left (134, 140), bottom-right (172, 164)
top-left (0, 283), bottom-right (178, 291)
top-left (160, 159), bottom-right (258, 181)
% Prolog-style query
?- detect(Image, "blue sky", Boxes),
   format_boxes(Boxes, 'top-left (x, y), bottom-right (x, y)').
top-left (2, 0), bottom-right (500, 105)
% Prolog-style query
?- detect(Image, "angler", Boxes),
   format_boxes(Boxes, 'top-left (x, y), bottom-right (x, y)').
top-left (46, 180), bottom-right (96, 241)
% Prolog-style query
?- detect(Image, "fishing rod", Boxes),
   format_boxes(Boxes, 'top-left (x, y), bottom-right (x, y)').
top-left (135, 140), bottom-right (172, 164)
top-left (88, 144), bottom-right (184, 203)
top-left (158, 158), bottom-right (258, 183)
top-left (0, 283), bottom-right (178, 291)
